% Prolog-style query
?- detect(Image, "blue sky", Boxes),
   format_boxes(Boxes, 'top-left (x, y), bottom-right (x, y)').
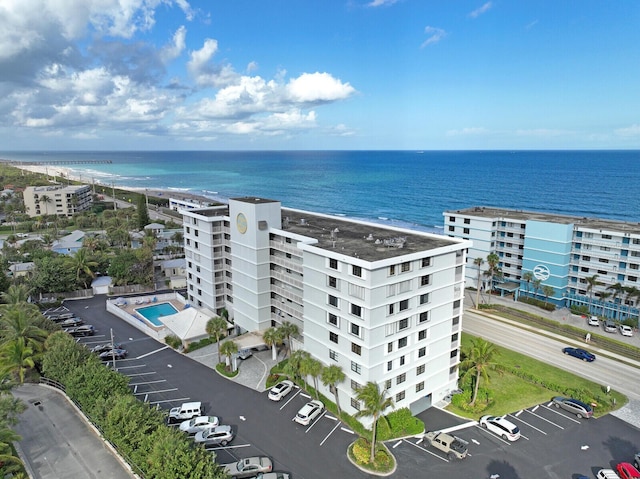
top-left (1, 0), bottom-right (638, 150)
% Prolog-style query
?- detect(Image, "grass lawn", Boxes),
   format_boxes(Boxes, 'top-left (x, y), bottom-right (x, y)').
top-left (447, 333), bottom-right (626, 419)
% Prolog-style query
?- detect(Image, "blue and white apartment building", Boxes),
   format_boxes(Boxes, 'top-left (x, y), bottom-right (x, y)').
top-left (444, 207), bottom-right (640, 321)
top-left (181, 197), bottom-right (470, 422)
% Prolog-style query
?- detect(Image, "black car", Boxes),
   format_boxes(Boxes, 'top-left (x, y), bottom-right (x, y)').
top-left (58, 317), bottom-right (84, 328)
top-left (65, 325), bottom-right (95, 337)
top-left (99, 349), bottom-right (127, 361)
top-left (91, 343), bottom-right (124, 354)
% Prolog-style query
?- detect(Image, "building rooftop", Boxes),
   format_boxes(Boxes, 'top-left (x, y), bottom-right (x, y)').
top-left (446, 206), bottom-right (640, 234)
top-left (232, 196), bottom-right (279, 205)
top-left (282, 208), bottom-right (460, 262)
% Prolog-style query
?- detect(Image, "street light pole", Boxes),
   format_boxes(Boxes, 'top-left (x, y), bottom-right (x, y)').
top-left (111, 328), bottom-right (116, 369)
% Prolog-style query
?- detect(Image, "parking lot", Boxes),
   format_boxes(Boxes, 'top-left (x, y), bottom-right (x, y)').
top-left (33, 297), bottom-right (640, 479)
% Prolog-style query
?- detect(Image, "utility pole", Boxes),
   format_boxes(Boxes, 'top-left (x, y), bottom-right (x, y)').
top-left (110, 328), bottom-right (116, 369)
top-left (112, 182), bottom-right (117, 211)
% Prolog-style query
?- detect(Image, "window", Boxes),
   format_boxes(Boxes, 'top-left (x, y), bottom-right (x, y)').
top-left (451, 332), bottom-right (459, 342)
top-left (328, 295), bottom-right (338, 307)
top-left (351, 398), bottom-right (361, 410)
top-left (396, 373), bottom-right (406, 384)
top-left (416, 364), bottom-right (425, 375)
top-left (418, 329), bottom-right (427, 340)
top-left (351, 303), bottom-right (362, 317)
top-left (389, 265), bottom-right (395, 276)
top-left (401, 262), bottom-right (411, 272)
top-left (328, 276), bottom-right (337, 288)
top-left (399, 299), bottom-right (409, 311)
top-left (387, 342), bottom-right (393, 353)
top-left (450, 349), bottom-right (458, 358)
top-left (350, 323), bottom-right (361, 337)
top-left (416, 382), bottom-right (424, 393)
top-left (398, 280), bottom-right (412, 293)
top-left (420, 293), bottom-right (430, 305)
top-left (419, 311), bottom-right (430, 323)
top-left (351, 361), bottom-right (361, 374)
top-left (352, 265), bottom-right (362, 277)
top-left (385, 379), bottom-right (392, 390)
top-left (398, 337), bottom-right (407, 348)
top-left (329, 258), bottom-right (338, 270)
top-left (463, 228), bottom-right (469, 234)
top-left (421, 275), bottom-right (430, 286)
top-left (388, 303), bottom-right (395, 315)
top-left (351, 380), bottom-right (360, 391)
top-left (449, 216), bottom-right (456, 222)
top-left (448, 225), bottom-right (455, 232)
top-left (418, 347), bottom-right (426, 357)
top-left (194, 230), bottom-right (199, 237)
top-left (329, 350), bottom-right (338, 361)
top-left (399, 355), bottom-right (405, 366)
top-left (421, 257), bottom-right (431, 268)
top-left (329, 332), bottom-right (338, 344)
top-left (396, 391), bottom-right (405, 402)
top-left (387, 360), bottom-right (393, 371)
top-left (351, 342), bottom-right (362, 355)
top-left (398, 318), bottom-right (409, 330)
top-left (464, 218), bottom-right (470, 224)
top-left (327, 313), bottom-right (339, 327)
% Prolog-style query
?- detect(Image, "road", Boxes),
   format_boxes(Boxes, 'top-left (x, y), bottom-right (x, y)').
top-left (463, 310), bottom-right (640, 400)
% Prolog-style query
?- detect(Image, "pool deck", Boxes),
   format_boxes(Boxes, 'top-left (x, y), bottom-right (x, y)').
top-left (117, 296), bottom-right (187, 332)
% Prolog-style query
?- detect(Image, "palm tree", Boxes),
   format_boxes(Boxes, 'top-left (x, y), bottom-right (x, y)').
top-left (262, 327), bottom-right (283, 361)
top-left (0, 425), bottom-right (23, 471)
top-left (219, 340), bottom-right (238, 372)
top-left (38, 194), bottom-right (53, 216)
top-left (598, 291), bottom-right (612, 316)
top-left (607, 282), bottom-right (625, 320)
top-left (1, 284), bottom-right (31, 305)
top-left (532, 279), bottom-right (542, 300)
top-left (279, 321), bottom-right (299, 358)
top-left (0, 305), bottom-right (48, 350)
top-left (0, 338), bottom-right (37, 383)
top-left (542, 285), bottom-right (555, 305)
top-left (585, 274), bottom-right (601, 313)
top-left (171, 231), bottom-right (184, 244)
top-left (205, 316), bottom-right (228, 364)
top-left (67, 248), bottom-right (98, 288)
top-left (82, 235), bottom-right (99, 252)
top-left (460, 337), bottom-right (500, 406)
top-left (483, 253), bottom-right (501, 302)
top-left (623, 286), bottom-right (639, 322)
top-left (283, 350), bottom-right (310, 385)
top-left (321, 364), bottom-right (345, 416)
top-left (522, 271), bottom-right (533, 298)
top-left (301, 356), bottom-right (323, 399)
top-left (354, 382), bottom-right (394, 463)
top-left (473, 257), bottom-right (484, 308)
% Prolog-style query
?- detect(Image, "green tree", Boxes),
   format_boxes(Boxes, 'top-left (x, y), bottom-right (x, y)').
top-left (262, 327), bottom-right (283, 361)
top-left (0, 304), bottom-right (49, 350)
top-left (38, 194), bottom-right (53, 216)
top-left (1, 284), bottom-right (31, 305)
top-left (137, 195), bottom-right (150, 230)
top-left (354, 382), bottom-right (394, 463)
top-left (460, 337), bottom-right (500, 406)
top-left (66, 248), bottom-right (98, 289)
top-left (283, 350), bottom-right (310, 384)
top-left (301, 356), bottom-right (323, 399)
top-left (0, 338), bottom-right (37, 383)
top-left (473, 257), bottom-right (484, 308)
top-left (607, 282), bottom-right (625, 320)
top-left (585, 274), bottom-right (601, 312)
top-left (0, 425), bottom-right (24, 474)
top-left (542, 285), bottom-right (555, 305)
top-left (483, 253), bottom-right (502, 301)
top-left (532, 278), bottom-right (542, 300)
top-left (41, 331), bottom-right (92, 384)
top-left (30, 255), bottom-right (77, 294)
top-left (321, 364), bottom-right (345, 416)
top-left (219, 340), bottom-right (238, 371)
top-left (205, 316), bottom-right (228, 365)
top-left (522, 271), bottom-right (533, 298)
top-left (279, 321), bottom-right (299, 358)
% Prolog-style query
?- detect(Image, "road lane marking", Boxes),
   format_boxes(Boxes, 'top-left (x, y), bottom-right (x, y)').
top-left (129, 380), bottom-right (166, 386)
top-left (305, 411), bottom-right (327, 433)
top-left (508, 414), bottom-right (547, 435)
top-left (320, 421), bottom-right (342, 446)
top-left (206, 444), bottom-right (251, 451)
top-left (149, 397), bottom-right (190, 405)
top-left (541, 405), bottom-right (581, 424)
top-left (525, 409), bottom-right (565, 428)
top-left (113, 364), bottom-right (146, 370)
top-left (136, 346), bottom-right (170, 359)
top-left (341, 427), bottom-right (354, 434)
top-left (124, 372), bottom-right (157, 377)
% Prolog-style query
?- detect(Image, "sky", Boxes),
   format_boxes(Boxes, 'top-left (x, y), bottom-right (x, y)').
top-left (1, 0), bottom-right (639, 151)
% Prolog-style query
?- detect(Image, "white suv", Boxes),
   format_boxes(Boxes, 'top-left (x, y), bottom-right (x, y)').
top-left (479, 415), bottom-right (521, 441)
top-left (294, 400), bottom-right (324, 426)
top-left (588, 316), bottom-right (600, 327)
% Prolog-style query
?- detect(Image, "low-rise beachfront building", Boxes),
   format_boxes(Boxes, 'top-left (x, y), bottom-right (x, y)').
top-left (169, 197), bottom-right (214, 212)
top-left (182, 197), bottom-right (470, 420)
top-left (444, 206), bottom-right (640, 319)
top-left (23, 184), bottom-right (92, 218)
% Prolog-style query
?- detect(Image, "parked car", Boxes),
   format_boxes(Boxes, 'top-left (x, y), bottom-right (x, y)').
top-left (604, 320), bottom-right (617, 333)
top-left (179, 416), bottom-right (220, 435)
top-left (253, 474), bottom-right (290, 479)
top-left (268, 380), bottom-right (294, 401)
top-left (634, 452), bottom-right (640, 470)
top-left (99, 349), bottom-right (128, 361)
top-left (167, 401), bottom-right (203, 424)
top-left (45, 312), bottom-right (75, 322)
top-left (479, 415), bottom-right (521, 441)
top-left (551, 396), bottom-right (593, 419)
top-left (619, 324), bottom-right (634, 337)
top-left (294, 399), bottom-right (324, 426)
top-left (617, 462), bottom-right (640, 479)
top-left (194, 425), bottom-right (234, 447)
top-left (588, 315), bottom-right (600, 326)
top-left (58, 317), bottom-right (84, 328)
top-left (237, 349), bottom-right (253, 360)
top-left (64, 325), bottom-right (95, 337)
top-left (562, 347), bottom-right (596, 362)
top-left (222, 456), bottom-right (273, 478)
top-left (91, 343), bottom-right (124, 354)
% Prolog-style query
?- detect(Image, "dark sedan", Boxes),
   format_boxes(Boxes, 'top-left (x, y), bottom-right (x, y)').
top-left (91, 343), bottom-right (124, 354)
top-left (99, 349), bottom-right (128, 361)
top-left (562, 347), bottom-right (596, 362)
top-left (64, 325), bottom-right (95, 337)
top-left (58, 317), bottom-right (84, 328)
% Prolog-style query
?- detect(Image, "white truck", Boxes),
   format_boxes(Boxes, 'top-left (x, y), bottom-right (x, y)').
top-left (424, 431), bottom-right (469, 460)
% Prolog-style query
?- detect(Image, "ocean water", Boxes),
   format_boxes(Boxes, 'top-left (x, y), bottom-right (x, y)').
top-left (1, 150), bottom-right (639, 232)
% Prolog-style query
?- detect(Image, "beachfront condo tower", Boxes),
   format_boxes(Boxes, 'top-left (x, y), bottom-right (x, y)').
top-left (181, 197), bottom-right (470, 420)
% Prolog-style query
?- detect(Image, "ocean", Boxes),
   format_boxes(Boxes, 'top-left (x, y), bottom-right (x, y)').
top-left (1, 150), bottom-right (638, 233)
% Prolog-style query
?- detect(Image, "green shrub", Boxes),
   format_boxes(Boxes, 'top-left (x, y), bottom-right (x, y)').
top-left (348, 438), bottom-right (395, 473)
top-left (377, 408), bottom-right (424, 441)
top-left (165, 335), bottom-right (181, 349)
top-left (450, 386), bottom-right (493, 414)
top-left (184, 336), bottom-right (215, 352)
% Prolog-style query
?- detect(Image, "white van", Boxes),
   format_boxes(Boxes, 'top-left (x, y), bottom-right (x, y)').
top-left (597, 469), bottom-right (621, 479)
top-left (167, 401), bottom-right (203, 424)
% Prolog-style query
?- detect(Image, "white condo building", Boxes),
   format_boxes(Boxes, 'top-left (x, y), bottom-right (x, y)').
top-left (182, 197), bottom-right (470, 419)
top-left (23, 184), bottom-right (92, 218)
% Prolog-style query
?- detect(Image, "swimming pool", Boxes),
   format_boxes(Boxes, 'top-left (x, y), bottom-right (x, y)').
top-left (136, 302), bottom-right (179, 327)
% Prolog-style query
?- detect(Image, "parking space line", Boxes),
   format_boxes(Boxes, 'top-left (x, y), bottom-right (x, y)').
top-left (125, 372), bottom-right (157, 377)
top-left (340, 427), bottom-right (354, 434)
top-left (305, 411), bottom-right (327, 433)
top-left (206, 444), bottom-right (251, 451)
top-left (320, 421), bottom-right (342, 446)
top-left (541, 405), bottom-right (581, 424)
top-left (508, 414), bottom-right (547, 435)
top-left (402, 438), bottom-right (449, 462)
top-left (133, 388), bottom-right (178, 396)
top-left (114, 364), bottom-right (147, 370)
top-left (524, 409), bottom-right (565, 429)
top-left (475, 425), bottom-right (513, 445)
top-left (129, 380), bottom-right (167, 386)
top-left (280, 389), bottom-right (302, 411)
top-left (149, 397), bottom-right (190, 405)
top-left (300, 393), bottom-right (311, 399)
top-left (136, 346), bottom-right (169, 359)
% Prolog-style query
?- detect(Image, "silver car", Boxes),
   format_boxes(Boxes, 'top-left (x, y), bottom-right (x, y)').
top-left (294, 399), bottom-right (324, 426)
top-left (194, 425), bottom-right (234, 446)
top-left (222, 456), bottom-right (273, 478)
top-left (179, 416), bottom-right (220, 435)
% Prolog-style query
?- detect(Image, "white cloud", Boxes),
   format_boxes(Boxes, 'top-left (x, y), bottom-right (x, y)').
top-left (367, 0), bottom-right (400, 7)
top-left (286, 72), bottom-right (356, 103)
top-left (421, 26), bottom-right (447, 48)
top-left (525, 20), bottom-right (539, 30)
top-left (161, 26), bottom-right (187, 63)
top-left (614, 124), bottom-right (640, 137)
top-left (187, 39), bottom-right (238, 87)
top-left (446, 127), bottom-right (488, 136)
top-left (246, 61), bottom-right (259, 73)
top-left (469, 2), bottom-right (493, 19)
